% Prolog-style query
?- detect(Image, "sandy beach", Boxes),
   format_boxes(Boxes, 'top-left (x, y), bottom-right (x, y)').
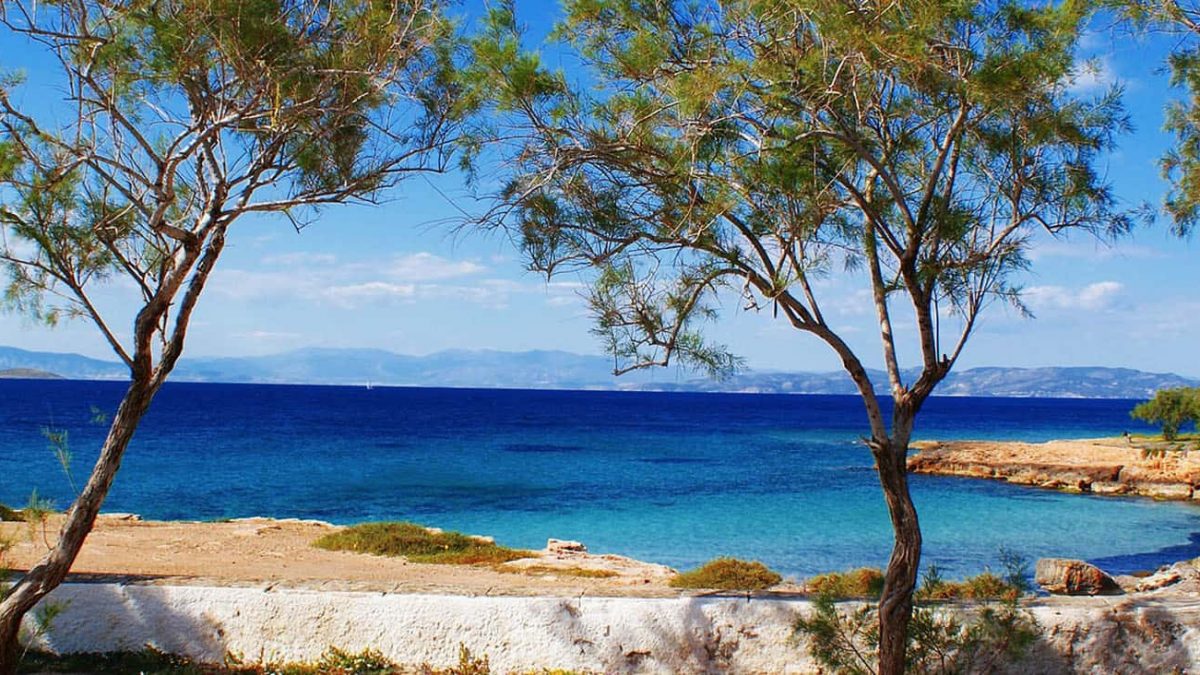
top-left (2, 515), bottom-right (704, 598)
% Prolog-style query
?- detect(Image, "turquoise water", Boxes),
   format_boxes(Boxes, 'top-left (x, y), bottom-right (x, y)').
top-left (0, 380), bottom-right (1195, 579)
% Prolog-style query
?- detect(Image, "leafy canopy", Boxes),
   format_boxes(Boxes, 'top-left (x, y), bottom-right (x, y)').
top-left (1132, 386), bottom-right (1200, 439)
top-left (469, 0), bottom-right (1134, 429)
top-left (1, 0), bottom-right (459, 357)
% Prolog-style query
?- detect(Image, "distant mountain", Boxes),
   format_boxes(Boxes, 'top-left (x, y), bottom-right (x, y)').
top-left (0, 346), bottom-right (126, 380)
top-left (1, 344), bottom-right (1195, 399)
top-left (0, 367), bottom-right (63, 380)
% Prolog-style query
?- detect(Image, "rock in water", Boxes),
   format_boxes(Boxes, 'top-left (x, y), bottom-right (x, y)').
top-left (1036, 558), bottom-right (1122, 595)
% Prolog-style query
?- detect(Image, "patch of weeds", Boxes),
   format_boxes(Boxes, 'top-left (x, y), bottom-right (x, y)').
top-left (499, 564), bottom-right (618, 579)
top-left (21, 646), bottom-right (584, 675)
top-left (413, 645), bottom-right (491, 675)
top-left (313, 522), bottom-right (535, 565)
top-left (805, 567), bottom-right (885, 599)
top-left (19, 647), bottom-right (209, 674)
top-left (916, 567), bottom-right (1023, 602)
top-left (669, 557), bottom-right (782, 590)
top-left (795, 552), bottom-right (1040, 674)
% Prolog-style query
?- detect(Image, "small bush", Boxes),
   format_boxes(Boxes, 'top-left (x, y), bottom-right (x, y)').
top-left (795, 553), bottom-right (1039, 674)
top-left (669, 557), bottom-right (782, 590)
top-left (917, 569), bottom-right (1022, 602)
top-left (805, 567), bottom-right (885, 599)
top-left (313, 522), bottom-right (535, 565)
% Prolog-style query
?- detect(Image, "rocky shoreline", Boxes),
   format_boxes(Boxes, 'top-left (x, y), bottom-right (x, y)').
top-left (908, 438), bottom-right (1200, 501)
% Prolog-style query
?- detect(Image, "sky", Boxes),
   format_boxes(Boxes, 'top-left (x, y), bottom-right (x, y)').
top-left (0, 5), bottom-right (1197, 377)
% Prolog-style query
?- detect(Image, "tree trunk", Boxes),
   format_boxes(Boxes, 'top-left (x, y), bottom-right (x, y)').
top-left (0, 618), bottom-right (18, 675)
top-left (0, 379), bottom-right (156, 675)
top-left (874, 439), bottom-right (922, 675)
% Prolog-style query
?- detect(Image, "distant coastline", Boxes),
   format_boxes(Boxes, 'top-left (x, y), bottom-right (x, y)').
top-left (1, 344), bottom-right (1196, 398)
top-left (0, 367), bottom-right (62, 380)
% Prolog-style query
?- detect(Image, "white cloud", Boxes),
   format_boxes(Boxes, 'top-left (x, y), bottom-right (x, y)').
top-left (323, 281), bottom-right (417, 306)
top-left (1024, 281), bottom-right (1124, 311)
top-left (387, 252), bottom-right (485, 281)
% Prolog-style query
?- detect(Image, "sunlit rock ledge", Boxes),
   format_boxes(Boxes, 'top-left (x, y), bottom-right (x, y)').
top-left (908, 438), bottom-right (1200, 501)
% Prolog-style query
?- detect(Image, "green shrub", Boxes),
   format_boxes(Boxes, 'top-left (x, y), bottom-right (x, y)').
top-left (805, 567), bottom-right (886, 599)
top-left (669, 557), bottom-right (782, 590)
top-left (313, 522), bottom-right (535, 565)
top-left (796, 553), bottom-right (1039, 674)
top-left (1131, 387), bottom-right (1200, 440)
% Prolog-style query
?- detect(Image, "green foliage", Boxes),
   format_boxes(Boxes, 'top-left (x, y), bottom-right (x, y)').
top-left (796, 554), bottom-right (1039, 674)
top-left (1111, 1), bottom-right (1200, 234)
top-left (806, 568), bottom-right (886, 599)
top-left (313, 522), bottom-right (535, 565)
top-left (1131, 387), bottom-right (1200, 440)
top-left (472, 0), bottom-right (1135, 380)
top-left (1, 0), bottom-right (460, 330)
top-left (669, 557), bottom-right (782, 590)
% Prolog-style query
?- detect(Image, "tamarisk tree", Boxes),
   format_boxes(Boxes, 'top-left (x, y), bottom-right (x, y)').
top-left (0, 1), bottom-right (458, 669)
top-left (471, 1), bottom-right (1133, 671)
top-left (1114, 0), bottom-right (1200, 234)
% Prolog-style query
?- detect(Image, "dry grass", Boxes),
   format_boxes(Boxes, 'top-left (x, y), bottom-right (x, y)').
top-left (313, 522), bottom-right (535, 566)
top-left (498, 565), bottom-right (618, 579)
top-left (805, 567), bottom-right (886, 599)
top-left (669, 557), bottom-right (782, 590)
top-left (916, 571), bottom-right (1023, 602)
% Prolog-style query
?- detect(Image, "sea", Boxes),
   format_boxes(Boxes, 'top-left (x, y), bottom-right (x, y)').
top-left (1, 379), bottom-right (1196, 580)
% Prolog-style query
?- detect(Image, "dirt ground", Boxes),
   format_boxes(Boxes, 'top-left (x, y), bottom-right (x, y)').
top-left (2, 516), bottom-right (696, 597)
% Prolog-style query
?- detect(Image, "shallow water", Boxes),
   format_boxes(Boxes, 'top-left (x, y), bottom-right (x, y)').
top-left (1, 380), bottom-right (1195, 578)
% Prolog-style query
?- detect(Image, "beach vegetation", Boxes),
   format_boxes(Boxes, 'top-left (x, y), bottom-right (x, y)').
top-left (0, 0), bottom-right (464, 669)
top-left (797, 555), bottom-right (1038, 674)
top-left (1111, 1), bottom-right (1200, 235)
top-left (669, 557), bottom-right (782, 591)
top-left (498, 564), bottom-right (618, 579)
top-left (314, 522), bottom-right (535, 565)
top-left (20, 644), bottom-right (574, 674)
top-left (467, 0), bottom-right (1131, 670)
top-left (1131, 387), bottom-right (1200, 440)
top-left (806, 568), bottom-right (887, 599)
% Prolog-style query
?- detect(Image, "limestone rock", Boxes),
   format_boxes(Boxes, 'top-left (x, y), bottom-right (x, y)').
top-left (1035, 558), bottom-right (1121, 595)
top-left (546, 538), bottom-right (587, 555)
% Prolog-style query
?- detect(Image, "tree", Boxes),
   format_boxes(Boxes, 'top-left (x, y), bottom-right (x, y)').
top-left (1113, 1), bottom-right (1200, 234)
top-left (469, 1), bottom-right (1133, 672)
top-left (1132, 386), bottom-right (1200, 439)
top-left (0, 1), bottom-right (459, 670)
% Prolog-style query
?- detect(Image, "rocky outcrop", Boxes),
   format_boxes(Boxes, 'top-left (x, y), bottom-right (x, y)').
top-left (1035, 558), bottom-right (1122, 595)
top-left (908, 439), bottom-right (1200, 501)
top-left (546, 538), bottom-right (587, 555)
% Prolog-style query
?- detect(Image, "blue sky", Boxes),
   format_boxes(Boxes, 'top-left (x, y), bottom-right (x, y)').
top-left (1, 6), bottom-right (1198, 377)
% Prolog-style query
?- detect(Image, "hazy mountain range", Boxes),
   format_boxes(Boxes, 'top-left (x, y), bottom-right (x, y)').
top-left (1, 345), bottom-right (1195, 399)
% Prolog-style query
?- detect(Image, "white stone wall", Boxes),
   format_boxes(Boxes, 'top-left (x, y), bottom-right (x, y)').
top-left (26, 584), bottom-right (1200, 673)
top-left (31, 584), bottom-right (816, 673)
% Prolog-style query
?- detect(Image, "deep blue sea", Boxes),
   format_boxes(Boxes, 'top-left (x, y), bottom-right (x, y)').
top-left (1, 379), bottom-right (1196, 579)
